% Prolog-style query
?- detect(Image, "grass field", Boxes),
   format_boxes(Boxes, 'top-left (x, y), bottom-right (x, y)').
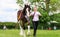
top-left (0, 29), bottom-right (60, 37)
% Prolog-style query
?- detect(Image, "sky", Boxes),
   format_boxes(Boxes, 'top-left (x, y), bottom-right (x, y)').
top-left (0, 0), bottom-right (19, 22)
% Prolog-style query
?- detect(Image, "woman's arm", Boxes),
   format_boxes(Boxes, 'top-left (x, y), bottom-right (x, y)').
top-left (38, 12), bottom-right (42, 16)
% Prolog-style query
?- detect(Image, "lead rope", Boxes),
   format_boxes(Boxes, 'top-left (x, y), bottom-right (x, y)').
top-left (33, 12), bottom-right (35, 19)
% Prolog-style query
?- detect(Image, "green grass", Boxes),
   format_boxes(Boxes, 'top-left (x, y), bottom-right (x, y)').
top-left (0, 29), bottom-right (60, 37)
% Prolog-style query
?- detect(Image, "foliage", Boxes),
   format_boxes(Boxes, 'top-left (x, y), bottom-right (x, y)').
top-left (16, 0), bottom-right (60, 29)
top-left (50, 0), bottom-right (60, 11)
top-left (50, 13), bottom-right (60, 22)
top-left (0, 22), bottom-right (17, 29)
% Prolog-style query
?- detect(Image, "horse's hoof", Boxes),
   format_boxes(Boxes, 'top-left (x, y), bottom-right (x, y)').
top-left (20, 32), bottom-right (23, 36)
top-left (27, 32), bottom-right (31, 36)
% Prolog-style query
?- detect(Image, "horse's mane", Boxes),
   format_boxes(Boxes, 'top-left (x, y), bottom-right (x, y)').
top-left (22, 5), bottom-right (31, 15)
top-left (17, 5), bottom-right (31, 21)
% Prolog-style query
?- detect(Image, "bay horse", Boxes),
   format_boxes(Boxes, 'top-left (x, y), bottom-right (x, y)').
top-left (17, 5), bottom-right (31, 37)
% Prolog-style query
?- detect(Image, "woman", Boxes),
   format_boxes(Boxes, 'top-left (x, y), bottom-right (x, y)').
top-left (30, 6), bottom-right (42, 37)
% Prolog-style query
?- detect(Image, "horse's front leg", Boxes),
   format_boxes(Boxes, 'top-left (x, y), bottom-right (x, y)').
top-left (18, 20), bottom-right (24, 36)
top-left (22, 23), bottom-right (26, 37)
top-left (20, 21), bottom-right (26, 37)
top-left (20, 26), bottom-right (26, 37)
top-left (27, 22), bottom-right (31, 35)
top-left (25, 15), bottom-right (31, 35)
top-left (20, 26), bottom-right (24, 36)
top-left (19, 21), bottom-right (23, 36)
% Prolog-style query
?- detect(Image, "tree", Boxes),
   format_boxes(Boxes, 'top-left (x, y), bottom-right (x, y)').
top-left (16, 0), bottom-right (60, 29)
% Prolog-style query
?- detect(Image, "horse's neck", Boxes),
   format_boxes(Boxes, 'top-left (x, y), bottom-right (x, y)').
top-left (26, 11), bottom-right (29, 17)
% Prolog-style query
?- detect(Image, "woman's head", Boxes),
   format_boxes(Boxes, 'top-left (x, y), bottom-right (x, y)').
top-left (33, 6), bottom-right (37, 12)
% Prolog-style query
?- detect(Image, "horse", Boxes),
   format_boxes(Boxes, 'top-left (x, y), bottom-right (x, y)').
top-left (17, 5), bottom-right (31, 37)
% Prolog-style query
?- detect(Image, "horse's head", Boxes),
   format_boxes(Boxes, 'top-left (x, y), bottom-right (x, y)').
top-left (23, 5), bottom-right (31, 16)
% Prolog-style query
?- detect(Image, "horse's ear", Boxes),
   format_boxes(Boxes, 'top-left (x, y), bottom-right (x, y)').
top-left (25, 5), bottom-right (26, 7)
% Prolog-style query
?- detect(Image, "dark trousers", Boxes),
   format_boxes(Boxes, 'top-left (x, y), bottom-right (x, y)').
top-left (33, 21), bottom-right (39, 36)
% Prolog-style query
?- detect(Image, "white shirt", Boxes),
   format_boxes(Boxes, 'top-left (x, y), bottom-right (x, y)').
top-left (31, 11), bottom-right (41, 21)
